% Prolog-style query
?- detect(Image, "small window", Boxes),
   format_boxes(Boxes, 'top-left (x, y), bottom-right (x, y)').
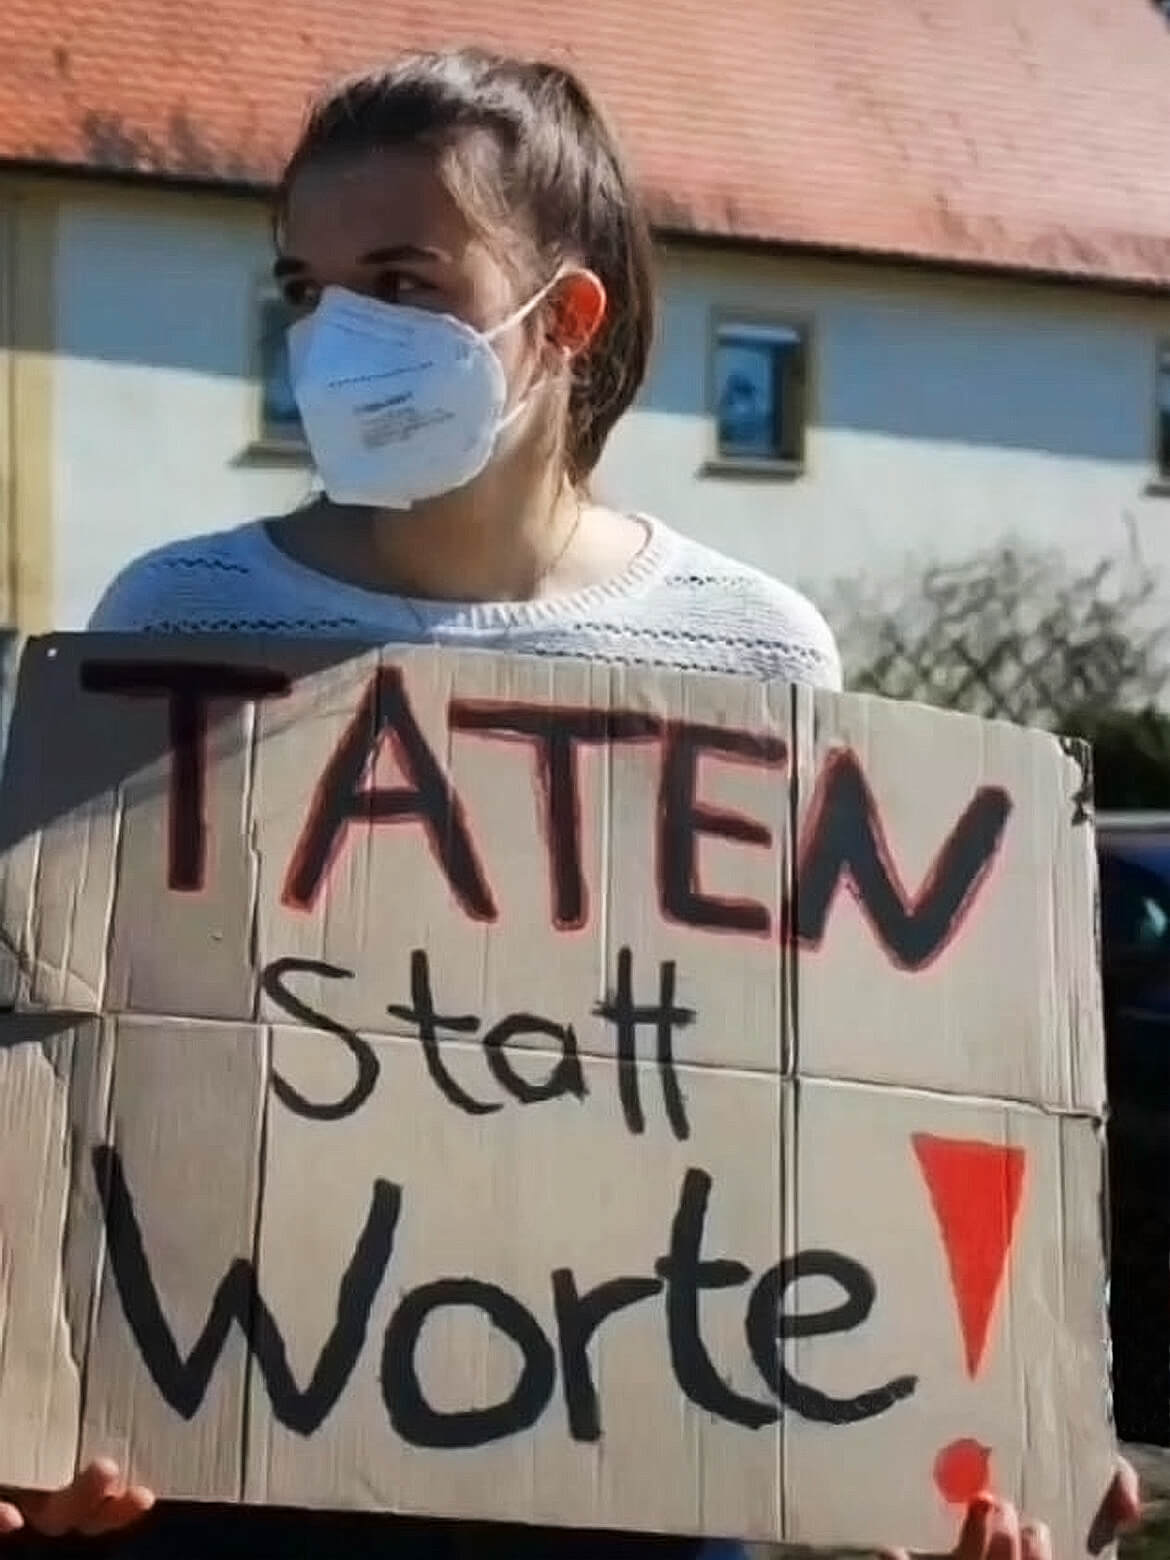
top-left (712, 318), bottom-right (807, 468)
top-left (256, 291), bottom-right (305, 449)
top-left (1157, 342), bottom-right (1170, 481)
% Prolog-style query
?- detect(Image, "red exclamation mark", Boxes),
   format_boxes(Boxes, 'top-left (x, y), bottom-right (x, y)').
top-left (911, 1133), bottom-right (1027, 1507)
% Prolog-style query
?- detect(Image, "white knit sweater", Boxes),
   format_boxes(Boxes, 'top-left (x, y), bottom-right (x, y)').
top-left (89, 514), bottom-right (842, 689)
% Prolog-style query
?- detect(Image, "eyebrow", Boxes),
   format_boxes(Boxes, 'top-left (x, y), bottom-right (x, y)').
top-left (361, 244), bottom-right (450, 264)
top-left (272, 244), bottom-right (450, 279)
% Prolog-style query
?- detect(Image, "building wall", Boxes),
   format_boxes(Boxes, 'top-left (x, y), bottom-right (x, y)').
top-left (45, 180), bottom-right (313, 632)
top-left (3, 173), bottom-right (1170, 641)
top-left (605, 248), bottom-right (1170, 601)
top-left (0, 182), bottom-right (56, 633)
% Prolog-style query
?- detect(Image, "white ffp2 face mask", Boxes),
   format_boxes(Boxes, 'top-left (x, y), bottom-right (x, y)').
top-left (287, 277), bottom-right (561, 510)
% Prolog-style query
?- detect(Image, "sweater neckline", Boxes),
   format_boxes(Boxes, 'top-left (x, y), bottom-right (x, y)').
top-left (243, 512), bottom-right (678, 633)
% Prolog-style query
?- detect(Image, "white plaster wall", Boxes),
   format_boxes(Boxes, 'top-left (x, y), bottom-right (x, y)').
top-left (601, 248), bottom-right (1170, 606)
top-left (52, 185), bottom-right (312, 629)
top-left (47, 181), bottom-right (1170, 632)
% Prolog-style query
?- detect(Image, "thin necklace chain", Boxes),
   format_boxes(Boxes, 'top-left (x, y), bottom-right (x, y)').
top-left (533, 492), bottom-right (585, 592)
top-left (402, 494), bottom-right (584, 635)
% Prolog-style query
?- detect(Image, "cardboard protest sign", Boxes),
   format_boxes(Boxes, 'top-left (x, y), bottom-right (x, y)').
top-left (0, 637), bottom-right (1113, 1552)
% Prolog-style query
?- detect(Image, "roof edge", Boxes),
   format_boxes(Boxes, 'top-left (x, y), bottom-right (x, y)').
top-left (4, 156), bottom-right (1170, 299)
top-left (658, 224), bottom-right (1170, 300)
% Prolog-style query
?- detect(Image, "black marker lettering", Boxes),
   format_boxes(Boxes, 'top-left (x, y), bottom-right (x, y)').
top-left (551, 1269), bottom-right (663, 1442)
top-left (450, 702), bottom-right (660, 929)
top-left (654, 961), bottom-right (690, 1141)
top-left (283, 666), bottom-right (495, 919)
top-left (94, 1146), bottom-right (399, 1434)
top-left (655, 1169), bottom-right (777, 1430)
top-left (382, 1279), bottom-right (556, 1448)
top-left (482, 1014), bottom-right (587, 1106)
top-left (261, 957), bottom-right (378, 1121)
top-left (745, 1250), bottom-right (918, 1424)
top-left (80, 660), bottom-right (289, 892)
top-left (658, 722), bottom-right (787, 936)
top-left (595, 948), bottom-right (694, 1139)
top-left (387, 950), bottom-right (498, 1117)
top-left (796, 749), bottom-right (1011, 970)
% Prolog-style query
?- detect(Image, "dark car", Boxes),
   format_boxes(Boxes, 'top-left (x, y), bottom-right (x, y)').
top-left (1097, 813), bottom-right (1170, 1447)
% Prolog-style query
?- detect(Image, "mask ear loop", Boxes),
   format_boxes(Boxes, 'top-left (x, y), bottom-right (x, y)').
top-left (482, 266), bottom-right (572, 345)
top-left (485, 268), bottom-right (577, 432)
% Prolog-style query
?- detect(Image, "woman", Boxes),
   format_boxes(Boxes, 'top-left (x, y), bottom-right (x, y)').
top-left (1, 46), bottom-right (1142, 1558)
top-left (85, 49), bottom-right (841, 682)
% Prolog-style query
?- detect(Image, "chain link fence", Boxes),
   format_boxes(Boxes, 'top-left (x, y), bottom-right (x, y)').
top-left (826, 546), bottom-right (1169, 729)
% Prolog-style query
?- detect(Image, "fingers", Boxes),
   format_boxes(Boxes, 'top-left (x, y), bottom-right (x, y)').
top-left (0, 1502), bottom-right (22, 1536)
top-left (886, 1493), bottom-right (1017, 1560)
top-left (1020, 1522), bottom-right (1052, 1560)
top-left (1107, 1458), bottom-right (1142, 1527)
top-left (1088, 1455), bottom-right (1144, 1553)
top-left (895, 1465), bottom-right (1142, 1560)
top-left (78, 1484), bottom-right (156, 1536)
top-left (953, 1494), bottom-right (997, 1560)
top-left (986, 1500), bottom-right (1021, 1560)
top-left (20, 1459), bottom-right (121, 1537)
top-left (20, 1459), bottom-right (154, 1537)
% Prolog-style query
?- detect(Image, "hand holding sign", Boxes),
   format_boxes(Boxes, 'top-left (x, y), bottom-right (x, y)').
top-left (1087, 1458), bottom-right (1143, 1553)
top-left (886, 1459), bottom-right (1141, 1560)
top-left (0, 1459), bottom-right (153, 1538)
top-left (0, 1461), bottom-right (1142, 1548)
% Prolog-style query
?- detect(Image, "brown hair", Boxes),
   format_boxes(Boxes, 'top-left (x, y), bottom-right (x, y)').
top-left (276, 48), bottom-right (656, 485)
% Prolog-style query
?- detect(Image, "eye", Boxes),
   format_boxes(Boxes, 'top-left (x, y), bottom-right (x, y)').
top-left (372, 271), bottom-right (428, 304)
top-left (280, 277), bottom-right (321, 314)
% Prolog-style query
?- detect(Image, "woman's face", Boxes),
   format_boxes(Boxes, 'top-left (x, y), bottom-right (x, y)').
top-left (276, 144), bottom-right (542, 391)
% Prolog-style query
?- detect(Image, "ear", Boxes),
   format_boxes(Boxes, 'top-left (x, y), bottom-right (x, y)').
top-left (545, 271), bottom-right (607, 358)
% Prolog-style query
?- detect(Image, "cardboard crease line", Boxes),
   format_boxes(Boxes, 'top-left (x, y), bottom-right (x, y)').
top-left (96, 785), bottom-right (125, 1017)
top-left (243, 694), bottom-right (263, 1022)
top-left (76, 1016), bottom-right (118, 1479)
top-left (240, 1019), bottom-right (274, 1505)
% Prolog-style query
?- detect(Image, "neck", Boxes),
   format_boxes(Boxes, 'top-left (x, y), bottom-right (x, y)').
top-left (283, 458), bottom-right (582, 603)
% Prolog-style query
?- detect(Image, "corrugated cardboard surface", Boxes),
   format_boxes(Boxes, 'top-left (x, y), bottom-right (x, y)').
top-left (0, 636), bottom-right (1113, 1551)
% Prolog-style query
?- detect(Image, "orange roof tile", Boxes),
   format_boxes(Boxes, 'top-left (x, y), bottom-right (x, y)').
top-left (3, 0), bottom-right (1170, 286)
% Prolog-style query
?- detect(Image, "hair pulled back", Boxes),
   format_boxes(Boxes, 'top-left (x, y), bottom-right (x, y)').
top-left (277, 48), bottom-right (656, 484)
